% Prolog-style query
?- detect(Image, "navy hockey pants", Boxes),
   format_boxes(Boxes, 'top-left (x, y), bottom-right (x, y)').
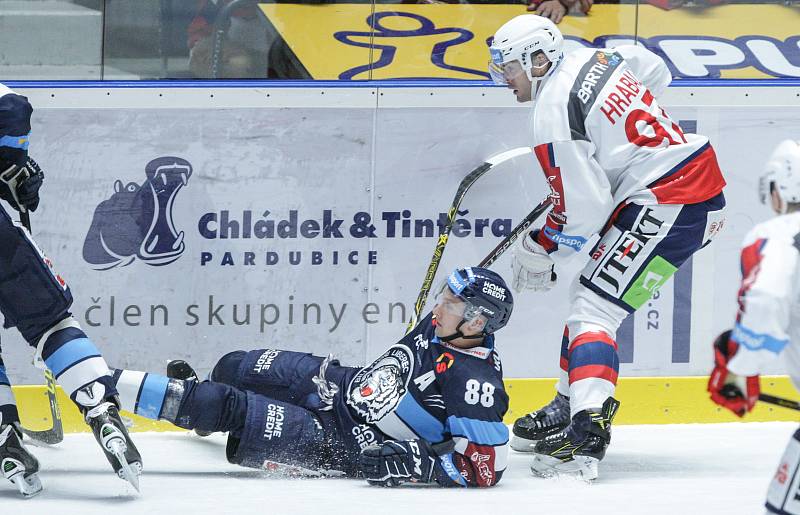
top-left (118, 350), bottom-right (375, 475)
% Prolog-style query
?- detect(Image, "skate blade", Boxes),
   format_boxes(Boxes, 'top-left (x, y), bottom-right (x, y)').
top-left (109, 441), bottom-right (141, 493)
top-left (510, 435), bottom-right (537, 452)
top-left (114, 454), bottom-right (141, 493)
top-left (9, 471), bottom-right (43, 498)
top-left (530, 454), bottom-right (599, 481)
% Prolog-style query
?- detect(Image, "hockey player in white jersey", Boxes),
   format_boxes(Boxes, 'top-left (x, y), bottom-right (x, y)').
top-left (488, 15), bottom-right (727, 479)
top-left (708, 140), bottom-right (800, 514)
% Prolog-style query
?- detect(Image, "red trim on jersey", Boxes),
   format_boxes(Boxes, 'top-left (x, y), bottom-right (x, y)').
top-left (649, 145), bottom-right (726, 204)
top-left (569, 364), bottom-right (619, 384)
top-left (737, 238), bottom-right (767, 318)
top-left (534, 143), bottom-right (566, 253)
top-left (599, 201), bottom-right (629, 237)
top-left (560, 356), bottom-right (569, 371)
top-left (569, 331), bottom-right (618, 351)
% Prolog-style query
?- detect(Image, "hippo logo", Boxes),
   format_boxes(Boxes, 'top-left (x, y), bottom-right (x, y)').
top-left (82, 157), bottom-right (192, 270)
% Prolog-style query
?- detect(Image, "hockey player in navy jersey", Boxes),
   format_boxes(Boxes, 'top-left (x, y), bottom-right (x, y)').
top-left (112, 267), bottom-right (512, 487)
top-left (0, 83), bottom-right (141, 497)
top-left (708, 140), bottom-right (800, 514)
top-left (487, 15), bottom-right (727, 479)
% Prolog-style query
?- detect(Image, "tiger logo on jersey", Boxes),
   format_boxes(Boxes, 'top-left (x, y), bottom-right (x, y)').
top-left (347, 345), bottom-right (413, 423)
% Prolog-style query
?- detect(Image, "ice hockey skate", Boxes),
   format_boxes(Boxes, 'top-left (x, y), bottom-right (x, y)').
top-left (84, 398), bottom-right (142, 492)
top-left (0, 421), bottom-right (42, 498)
top-left (511, 392), bottom-right (570, 452)
top-left (530, 397), bottom-right (620, 480)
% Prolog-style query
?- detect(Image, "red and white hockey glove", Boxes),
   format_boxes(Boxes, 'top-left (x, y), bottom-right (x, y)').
top-left (708, 330), bottom-right (760, 417)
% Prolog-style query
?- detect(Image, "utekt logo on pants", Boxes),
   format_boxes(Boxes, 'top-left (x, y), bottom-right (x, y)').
top-left (82, 157), bottom-right (515, 270)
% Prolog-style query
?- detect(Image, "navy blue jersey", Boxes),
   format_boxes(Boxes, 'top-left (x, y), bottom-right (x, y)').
top-left (345, 313), bottom-right (509, 487)
top-left (0, 84), bottom-right (32, 167)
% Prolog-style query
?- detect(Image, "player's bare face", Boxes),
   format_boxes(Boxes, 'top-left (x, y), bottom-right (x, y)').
top-left (498, 60), bottom-right (532, 103)
top-left (431, 289), bottom-right (484, 346)
top-left (432, 289), bottom-right (467, 337)
top-left (501, 53), bottom-right (551, 103)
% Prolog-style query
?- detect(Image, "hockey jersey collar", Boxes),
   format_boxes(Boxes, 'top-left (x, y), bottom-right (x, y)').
top-left (431, 334), bottom-right (495, 360)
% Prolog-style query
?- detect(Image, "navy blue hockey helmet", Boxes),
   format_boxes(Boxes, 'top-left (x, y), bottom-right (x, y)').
top-left (439, 266), bottom-right (514, 335)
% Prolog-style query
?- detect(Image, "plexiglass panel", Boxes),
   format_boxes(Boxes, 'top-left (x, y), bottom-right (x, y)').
top-left (0, 0), bottom-right (104, 80)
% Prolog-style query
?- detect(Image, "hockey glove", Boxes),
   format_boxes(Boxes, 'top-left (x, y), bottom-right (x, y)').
top-left (0, 157), bottom-right (44, 213)
top-left (708, 330), bottom-right (760, 417)
top-left (511, 230), bottom-right (556, 293)
top-left (359, 439), bottom-right (437, 487)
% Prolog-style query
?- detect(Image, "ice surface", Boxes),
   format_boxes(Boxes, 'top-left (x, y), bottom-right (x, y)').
top-left (2, 422), bottom-right (791, 515)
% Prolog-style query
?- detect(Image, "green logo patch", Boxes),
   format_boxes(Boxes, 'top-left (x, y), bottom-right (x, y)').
top-left (621, 256), bottom-right (677, 310)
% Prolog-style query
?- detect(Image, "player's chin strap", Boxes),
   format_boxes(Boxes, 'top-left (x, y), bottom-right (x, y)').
top-left (438, 319), bottom-right (485, 343)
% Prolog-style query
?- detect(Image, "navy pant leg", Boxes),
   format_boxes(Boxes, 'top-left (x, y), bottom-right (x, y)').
top-left (0, 205), bottom-right (72, 345)
top-left (226, 391), bottom-right (344, 472)
top-left (214, 349), bottom-right (354, 407)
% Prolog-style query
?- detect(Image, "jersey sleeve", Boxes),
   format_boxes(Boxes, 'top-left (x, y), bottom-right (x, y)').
top-left (727, 227), bottom-right (798, 376)
top-left (0, 83), bottom-right (33, 167)
top-left (531, 140), bottom-right (614, 262)
top-left (614, 45), bottom-right (672, 97)
top-left (432, 365), bottom-right (509, 488)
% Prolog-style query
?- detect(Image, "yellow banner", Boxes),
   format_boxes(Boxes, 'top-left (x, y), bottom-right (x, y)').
top-left (259, 4), bottom-right (800, 80)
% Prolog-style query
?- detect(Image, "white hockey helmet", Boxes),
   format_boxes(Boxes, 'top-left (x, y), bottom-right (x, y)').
top-left (488, 14), bottom-right (564, 86)
top-left (761, 139), bottom-right (800, 213)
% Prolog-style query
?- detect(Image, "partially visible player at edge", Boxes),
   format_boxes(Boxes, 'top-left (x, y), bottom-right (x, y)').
top-left (0, 83), bottom-right (141, 497)
top-left (111, 267), bottom-right (511, 487)
top-left (708, 140), bottom-right (800, 515)
top-left (488, 15), bottom-right (727, 479)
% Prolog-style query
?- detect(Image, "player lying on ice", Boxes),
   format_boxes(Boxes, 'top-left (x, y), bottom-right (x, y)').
top-left (112, 267), bottom-right (513, 487)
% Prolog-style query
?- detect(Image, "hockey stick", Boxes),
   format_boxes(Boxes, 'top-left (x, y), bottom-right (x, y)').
top-left (478, 197), bottom-right (551, 268)
top-left (405, 147), bottom-right (533, 334)
top-left (18, 210), bottom-right (64, 445)
top-left (759, 393), bottom-right (800, 412)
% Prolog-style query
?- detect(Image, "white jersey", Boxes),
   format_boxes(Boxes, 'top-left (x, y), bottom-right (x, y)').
top-left (727, 213), bottom-right (800, 389)
top-left (529, 45), bottom-right (725, 261)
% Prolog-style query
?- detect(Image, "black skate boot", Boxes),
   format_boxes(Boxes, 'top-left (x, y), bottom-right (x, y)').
top-left (530, 397), bottom-right (620, 480)
top-left (0, 422), bottom-right (42, 498)
top-left (166, 360), bottom-right (211, 437)
top-left (511, 392), bottom-right (570, 452)
top-left (83, 396), bottom-right (142, 492)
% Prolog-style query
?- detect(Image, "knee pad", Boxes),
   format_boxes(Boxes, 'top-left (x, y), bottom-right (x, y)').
top-left (767, 428), bottom-right (800, 514)
top-left (210, 351), bottom-right (247, 386)
top-left (226, 392), bottom-right (329, 472)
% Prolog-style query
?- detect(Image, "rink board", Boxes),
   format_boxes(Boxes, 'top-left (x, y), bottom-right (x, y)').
top-left (13, 375), bottom-right (800, 434)
top-left (0, 81), bottom-right (799, 404)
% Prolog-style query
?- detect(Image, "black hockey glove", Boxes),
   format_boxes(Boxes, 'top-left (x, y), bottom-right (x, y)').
top-left (0, 156), bottom-right (44, 212)
top-left (359, 439), bottom-right (437, 487)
